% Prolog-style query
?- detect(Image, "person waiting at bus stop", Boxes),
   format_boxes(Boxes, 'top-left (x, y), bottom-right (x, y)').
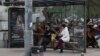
top-left (87, 22), bottom-right (99, 48)
top-left (41, 22), bottom-right (52, 52)
top-left (54, 24), bottom-right (70, 53)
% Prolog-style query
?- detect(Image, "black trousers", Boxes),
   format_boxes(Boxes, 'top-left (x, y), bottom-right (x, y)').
top-left (87, 35), bottom-right (98, 48)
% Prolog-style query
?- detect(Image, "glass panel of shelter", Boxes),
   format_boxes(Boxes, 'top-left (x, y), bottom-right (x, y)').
top-left (32, 5), bottom-right (85, 52)
top-left (65, 5), bottom-right (85, 52)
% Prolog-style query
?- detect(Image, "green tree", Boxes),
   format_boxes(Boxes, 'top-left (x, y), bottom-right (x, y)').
top-left (88, 0), bottom-right (100, 18)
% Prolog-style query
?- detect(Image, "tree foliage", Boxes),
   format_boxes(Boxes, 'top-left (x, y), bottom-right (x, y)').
top-left (89, 0), bottom-right (100, 18)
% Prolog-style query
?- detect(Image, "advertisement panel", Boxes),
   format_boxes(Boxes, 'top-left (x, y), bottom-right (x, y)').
top-left (8, 7), bottom-right (24, 47)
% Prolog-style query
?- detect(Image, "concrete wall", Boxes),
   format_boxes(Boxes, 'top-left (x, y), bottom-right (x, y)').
top-left (0, 32), bottom-right (8, 48)
top-left (0, 40), bottom-right (4, 48)
top-left (0, 21), bottom-right (8, 30)
top-left (0, 6), bottom-right (8, 21)
top-left (0, 6), bottom-right (8, 48)
top-left (0, 32), bottom-right (4, 48)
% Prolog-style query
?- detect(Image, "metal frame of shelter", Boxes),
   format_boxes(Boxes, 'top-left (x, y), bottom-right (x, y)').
top-left (4, 0), bottom-right (86, 6)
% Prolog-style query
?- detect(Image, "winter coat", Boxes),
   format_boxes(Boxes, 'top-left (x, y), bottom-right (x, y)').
top-left (60, 27), bottom-right (70, 42)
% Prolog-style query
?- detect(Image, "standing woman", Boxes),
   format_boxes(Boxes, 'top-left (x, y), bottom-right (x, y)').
top-left (35, 17), bottom-right (44, 46)
top-left (87, 22), bottom-right (99, 48)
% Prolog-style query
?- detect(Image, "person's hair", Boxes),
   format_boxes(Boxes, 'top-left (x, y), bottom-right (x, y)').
top-left (61, 24), bottom-right (66, 28)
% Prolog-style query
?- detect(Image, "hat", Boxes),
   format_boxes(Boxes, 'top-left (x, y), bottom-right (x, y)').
top-left (61, 24), bottom-right (66, 28)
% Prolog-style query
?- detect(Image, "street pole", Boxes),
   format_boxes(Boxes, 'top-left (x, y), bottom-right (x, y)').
top-left (24, 0), bottom-right (33, 56)
top-left (83, 2), bottom-right (87, 53)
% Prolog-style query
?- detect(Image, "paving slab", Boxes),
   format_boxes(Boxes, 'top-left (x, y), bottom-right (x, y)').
top-left (0, 48), bottom-right (100, 56)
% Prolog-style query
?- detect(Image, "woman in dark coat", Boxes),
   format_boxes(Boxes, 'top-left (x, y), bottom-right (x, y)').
top-left (87, 24), bottom-right (99, 48)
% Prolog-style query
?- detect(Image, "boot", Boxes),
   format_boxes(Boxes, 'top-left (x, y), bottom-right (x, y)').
top-left (59, 48), bottom-right (63, 53)
top-left (54, 45), bottom-right (59, 50)
top-left (59, 46), bottom-right (63, 53)
top-left (96, 44), bottom-right (99, 48)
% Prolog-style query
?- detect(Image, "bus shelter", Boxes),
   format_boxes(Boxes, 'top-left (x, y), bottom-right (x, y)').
top-left (7, 0), bottom-right (87, 54)
top-left (32, 0), bottom-right (87, 53)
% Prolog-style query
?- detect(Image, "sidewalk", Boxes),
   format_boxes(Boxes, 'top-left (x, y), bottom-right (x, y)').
top-left (0, 39), bottom-right (100, 56)
top-left (0, 48), bottom-right (100, 56)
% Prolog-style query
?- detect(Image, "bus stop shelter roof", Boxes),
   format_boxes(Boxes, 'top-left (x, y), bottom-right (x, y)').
top-left (4, 0), bottom-right (86, 7)
top-left (32, 0), bottom-right (86, 6)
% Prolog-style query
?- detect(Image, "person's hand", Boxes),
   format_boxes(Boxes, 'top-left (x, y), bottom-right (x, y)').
top-left (55, 40), bottom-right (58, 43)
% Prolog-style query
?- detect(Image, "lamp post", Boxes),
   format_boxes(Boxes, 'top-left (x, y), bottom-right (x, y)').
top-left (24, 0), bottom-right (33, 56)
